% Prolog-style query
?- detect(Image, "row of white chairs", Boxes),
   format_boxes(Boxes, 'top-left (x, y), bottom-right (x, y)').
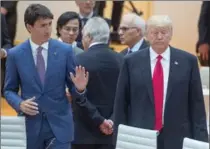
top-left (1, 116), bottom-right (209, 149)
top-left (116, 124), bottom-right (209, 149)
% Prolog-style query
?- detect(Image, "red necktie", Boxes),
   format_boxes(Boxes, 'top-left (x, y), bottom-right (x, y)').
top-left (152, 55), bottom-right (164, 131)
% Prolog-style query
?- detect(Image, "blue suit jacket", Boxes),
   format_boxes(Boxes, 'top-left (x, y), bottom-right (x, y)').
top-left (4, 39), bottom-right (84, 145)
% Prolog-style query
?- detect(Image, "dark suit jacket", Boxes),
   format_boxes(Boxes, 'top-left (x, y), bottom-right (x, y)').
top-left (1, 1), bottom-right (18, 43)
top-left (120, 39), bottom-right (149, 56)
top-left (72, 43), bottom-right (123, 144)
top-left (196, 1), bottom-right (210, 66)
top-left (1, 13), bottom-right (12, 88)
top-left (113, 47), bottom-right (208, 149)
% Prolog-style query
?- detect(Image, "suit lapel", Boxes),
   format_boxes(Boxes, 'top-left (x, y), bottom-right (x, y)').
top-left (139, 39), bottom-right (149, 50)
top-left (166, 47), bottom-right (181, 103)
top-left (23, 40), bottom-right (42, 90)
top-left (44, 39), bottom-right (59, 90)
top-left (141, 48), bottom-right (154, 104)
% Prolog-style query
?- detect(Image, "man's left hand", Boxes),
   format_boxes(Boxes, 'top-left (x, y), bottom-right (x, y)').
top-left (70, 65), bottom-right (89, 93)
top-left (0, 48), bottom-right (7, 59)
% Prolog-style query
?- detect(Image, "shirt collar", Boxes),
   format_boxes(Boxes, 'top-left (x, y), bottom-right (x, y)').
top-left (128, 38), bottom-right (144, 53)
top-left (58, 38), bottom-right (77, 48)
top-left (150, 46), bottom-right (170, 61)
top-left (29, 38), bottom-right (49, 52)
top-left (79, 11), bottom-right (94, 19)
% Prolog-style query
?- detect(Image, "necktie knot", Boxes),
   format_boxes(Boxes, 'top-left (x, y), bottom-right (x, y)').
top-left (37, 46), bottom-right (43, 55)
top-left (82, 18), bottom-right (88, 26)
top-left (157, 55), bottom-right (162, 61)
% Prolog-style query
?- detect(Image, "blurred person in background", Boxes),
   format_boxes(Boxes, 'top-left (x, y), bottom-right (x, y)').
top-left (57, 11), bottom-right (83, 55)
top-left (196, 1), bottom-right (210, 66)
top-left (75, 0), bottom-right (111, 49)
top-left (1, 1), bottom-right (18, 46)
top-left (1, 13), bottom-right (12, 96)
top-left (119, 13), bottom-right (149, 56)
top-left (56, 11), bottom-right (84, 102)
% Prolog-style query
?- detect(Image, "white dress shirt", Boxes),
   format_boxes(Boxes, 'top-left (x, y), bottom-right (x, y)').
top-left (58, 38), bottom-right (77, 49)
top-left (29, 39), bottom-right (49, 70)
top-left (79, 11), bottom-right (94, 19)
top-left (150, 46), bottom-right (170, 123)
top-left (127, 38), bottom-right (144, 54)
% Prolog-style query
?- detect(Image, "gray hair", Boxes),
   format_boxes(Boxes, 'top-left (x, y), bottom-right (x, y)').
top-left (146, 15), bottom-right (173, 30)
top-left (83, 17), bottom-right (110, 43)
top-left (122, 13), bottom-right (146, 36)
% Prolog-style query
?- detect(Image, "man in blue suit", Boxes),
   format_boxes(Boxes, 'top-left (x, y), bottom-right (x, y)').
top-left (4, 4), bottom-right (89, 149)
top-left (113, 15), bottom-right (208, 149)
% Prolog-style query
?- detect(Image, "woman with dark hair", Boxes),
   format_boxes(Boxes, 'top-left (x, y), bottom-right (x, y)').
top-left (57, 11), bottom-right (83, 55)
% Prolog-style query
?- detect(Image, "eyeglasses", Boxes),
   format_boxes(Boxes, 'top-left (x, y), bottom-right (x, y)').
top-left (118, 26), bottom-right (138, 32)
top-left (63, 26), bottom-right (79, 33)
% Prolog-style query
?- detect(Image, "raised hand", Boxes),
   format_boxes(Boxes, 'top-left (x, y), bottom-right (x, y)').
top-left (70, 65), bottom-right (89, 93)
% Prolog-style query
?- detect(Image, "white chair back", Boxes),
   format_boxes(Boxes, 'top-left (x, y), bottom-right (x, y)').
top-left (116, 124), bottom-right (158, 149)
top-left (182, 137), bottom-right (209, 149)
top-left (200, 67), bottom-right (209, 88)
top-left (1, 116), bottom-right (27, 149)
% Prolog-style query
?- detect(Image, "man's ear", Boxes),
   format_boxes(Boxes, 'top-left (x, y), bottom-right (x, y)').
top-left (26, 24), bottom-right (32, 33)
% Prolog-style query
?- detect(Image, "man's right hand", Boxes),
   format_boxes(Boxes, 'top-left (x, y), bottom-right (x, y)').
top-left (0, 7), bottom-right (8, 15)
top-left (99, 119), bottom-right (113, 135)
top-left (198, 43), bottom-right (209, 61)
top-left (20, 97), bottom-right (39, 116)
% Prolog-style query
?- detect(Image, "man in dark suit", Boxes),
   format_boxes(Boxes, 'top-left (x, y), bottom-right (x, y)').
top-left (119, 13), bottom-right (149, 56)
top-left (72, 17), bottom-right (123, 149)
top-left (4, 4), bottom-right (89, 149)
top-left (75, 0), bottom-right (111, 48)
top-left (113, 15), bottom-right (208, 149)
top-left (196, 1), bottom-right (210, 66)
top-left (1, 1), bottom-right (18, 45)
top-left (1, 13), bottom-right (12, 95)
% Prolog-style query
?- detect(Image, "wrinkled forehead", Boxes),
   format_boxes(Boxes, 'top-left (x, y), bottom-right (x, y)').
top-left (147, 25), bottom-right (172, 32)
top-left (120, 15), bottom-right (137, 28)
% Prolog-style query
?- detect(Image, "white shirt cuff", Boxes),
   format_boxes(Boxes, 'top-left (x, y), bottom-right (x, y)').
top-left (2, 48), bottom-right (7, 57)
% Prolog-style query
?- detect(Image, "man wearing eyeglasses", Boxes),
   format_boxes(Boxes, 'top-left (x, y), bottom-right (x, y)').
top-left (56, 11), bottom-right (83, 55)
top-left (119, 13), bottom-right (149, 56)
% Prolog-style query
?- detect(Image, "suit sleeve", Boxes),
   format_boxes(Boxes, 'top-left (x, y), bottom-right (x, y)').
top-left (4, 50), bottom-right (22, 112)
top-left (197, 2), bottom-right (209, 47)
top-left (113, 58), bottom-right (130, 129)
top-left (189, 56), bottom-right (208, 141)
top-left (66, 48), bottom-right (105, 127)
top-left (1, 14), bottom-right (12, 50)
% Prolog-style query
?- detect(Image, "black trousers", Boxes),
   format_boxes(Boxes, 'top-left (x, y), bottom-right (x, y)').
top-left (157, 128), bottom-right (165, 149)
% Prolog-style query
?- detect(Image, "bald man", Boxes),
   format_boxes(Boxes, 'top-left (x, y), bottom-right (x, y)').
top-left (119, 13), bottom-right (149, 56)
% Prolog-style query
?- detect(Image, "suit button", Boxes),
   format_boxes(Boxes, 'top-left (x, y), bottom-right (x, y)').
top-left (42, 112), bottom-right (46, 118)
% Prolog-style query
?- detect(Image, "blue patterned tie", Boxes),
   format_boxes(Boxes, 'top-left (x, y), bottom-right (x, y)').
top-left (36, 46), bottom-right (45, 85)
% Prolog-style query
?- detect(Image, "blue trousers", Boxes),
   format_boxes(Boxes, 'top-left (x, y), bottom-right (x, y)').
top-left (27, 116), bottom-right (71, 149)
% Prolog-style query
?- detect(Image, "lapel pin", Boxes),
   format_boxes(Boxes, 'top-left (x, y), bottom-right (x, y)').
top-left (54, 52), bottom-right (57, 55)
top-left (174, 61), bottom-right (178, 65)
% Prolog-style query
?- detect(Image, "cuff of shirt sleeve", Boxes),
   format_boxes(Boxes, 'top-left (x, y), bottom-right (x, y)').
top-left (2, 48), bottom-right (7, 57)
top-left (75, 88), bottom-right (86, 95)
